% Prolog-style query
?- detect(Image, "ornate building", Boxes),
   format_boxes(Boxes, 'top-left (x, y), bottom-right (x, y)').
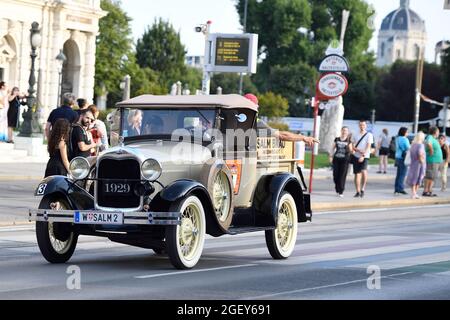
top-left (0, 0), bottom-right (105, 116)
top-left (376, 0), bottom-right (427, 67)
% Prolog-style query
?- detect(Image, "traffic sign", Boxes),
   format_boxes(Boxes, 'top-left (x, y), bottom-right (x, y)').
top-left (319, 54), bottom-right (350, 73)
top-left (316, 73), bottom-right (349, 99)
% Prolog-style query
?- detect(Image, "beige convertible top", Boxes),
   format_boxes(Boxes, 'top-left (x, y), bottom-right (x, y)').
top-left (116, 94), bottom-right (258, 112)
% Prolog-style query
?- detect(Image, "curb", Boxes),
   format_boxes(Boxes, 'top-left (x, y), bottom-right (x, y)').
top-left (312, 197), bottom-right (450, 212)
top-left (0, 220), bottom-right (33, 227)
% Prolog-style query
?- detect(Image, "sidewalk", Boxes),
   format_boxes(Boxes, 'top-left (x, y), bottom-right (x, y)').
top-left (307, 165), bottom-right (450, 211)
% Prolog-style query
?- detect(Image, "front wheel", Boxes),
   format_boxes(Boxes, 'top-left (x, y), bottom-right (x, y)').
top-left (265, 192), bottom-right (298, 259)
top-left (165, 195), bottom-right (206, 269)
top-left (36, 198), bottom-right (78, 264)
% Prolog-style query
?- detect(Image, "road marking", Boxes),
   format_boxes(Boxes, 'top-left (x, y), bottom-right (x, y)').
top-left (244, 271), bottom-right (414, 300)
top-left (135, 264), bottom-right (257, 279)
top-left (0, 226), bottom-right (34, 232)
top-left (315, 204), bottom-right (450, 215)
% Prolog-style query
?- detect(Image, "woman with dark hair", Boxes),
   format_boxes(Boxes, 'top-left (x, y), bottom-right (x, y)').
top-left (7, 87), bottom-right (26, 143)
top-left (44, 119), bottom-right (71, 178)
top-left (329, 127), bottom-right (353, 197)
top-left (394, 127), bottom-right (410, 195)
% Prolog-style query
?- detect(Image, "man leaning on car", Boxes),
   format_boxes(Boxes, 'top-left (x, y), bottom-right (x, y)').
top-left (244, 93), bottom-right (319, 148)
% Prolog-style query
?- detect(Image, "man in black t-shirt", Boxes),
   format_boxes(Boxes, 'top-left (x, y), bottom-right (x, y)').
top-left (45, 92), bottom-right (78, 140)
top-left (70, 109), bottom-right (97, 160)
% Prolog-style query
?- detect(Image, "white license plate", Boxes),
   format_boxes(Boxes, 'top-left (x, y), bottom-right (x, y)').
top-left (74, 211), bottom-right (124, 225)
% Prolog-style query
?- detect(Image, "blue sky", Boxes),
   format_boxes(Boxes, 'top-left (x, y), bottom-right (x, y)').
top-left (123, 0), bottom-right (450, 62)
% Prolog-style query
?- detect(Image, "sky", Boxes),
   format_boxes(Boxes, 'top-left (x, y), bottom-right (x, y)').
top-left (123, 0), bottom-right (450, 62)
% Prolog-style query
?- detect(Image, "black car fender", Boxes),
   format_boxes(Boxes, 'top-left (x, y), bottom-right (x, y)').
top-left (155, 179), bottom-right (225, 237)
top-left (35, 176), bottom-right (94, 210)
top-left (253, 173), bottom-right (307, 227)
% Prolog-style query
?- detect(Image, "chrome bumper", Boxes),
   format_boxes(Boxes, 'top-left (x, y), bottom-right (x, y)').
top-left (28, 209), bottom-right (181, 226)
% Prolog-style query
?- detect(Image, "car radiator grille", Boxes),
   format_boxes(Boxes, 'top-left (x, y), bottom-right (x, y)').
top-left (96, 158), bottom-right (141, 209)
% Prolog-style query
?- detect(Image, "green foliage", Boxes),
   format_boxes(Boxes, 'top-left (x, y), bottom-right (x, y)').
top-left (443, 47), bottom-right (450, 90)
top-left (211, 73), bottom-right (258, 94)
top-left (375, 60), bottom-right (447, 122)
top-left (258, 92), bottom-right (289, 119)
top-left (236, 0), bottom-right (375, 117)
top-left (95, 0), bottom-right (134, 98)
top-left (177, 67), bottom-right (203, 94)
top-left (136, 18), bottom-right (191, 90)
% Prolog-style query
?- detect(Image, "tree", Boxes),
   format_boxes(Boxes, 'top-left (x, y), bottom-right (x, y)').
top-left (375, 61), bottom-right (447, 122)
top-left (443, 47), bottom-right (450, 90)
top-left (136, 18), bottom-right (190, 90)
top-left (210, 73), bottom-right (258, 95)
top-left (236, 0), bottom-right (376, 117)
top-left (95, 0), bottom-right (134, 99)
top-left (258, 92), bottom-right (289, 119)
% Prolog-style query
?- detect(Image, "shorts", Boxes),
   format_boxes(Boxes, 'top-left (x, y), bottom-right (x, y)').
top-left (352, 156), bottom-right (369, 174)
top-left (379, 147), bottom-right (390, 156)
top-left (425, 163), bottom-right (440, 180)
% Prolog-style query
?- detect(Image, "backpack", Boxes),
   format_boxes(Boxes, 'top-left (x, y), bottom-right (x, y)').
top-left (388, 137), bottom-right (396, 159)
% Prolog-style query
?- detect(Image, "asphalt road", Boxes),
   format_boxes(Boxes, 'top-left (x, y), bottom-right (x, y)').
top-left (1, 205), bottom-right (450, 300)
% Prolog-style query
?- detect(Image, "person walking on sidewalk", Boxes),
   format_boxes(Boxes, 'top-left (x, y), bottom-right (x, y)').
top-left (44, 119), bottom-right (71, 178)
top-left (423, 127), bottom-right (443, 197)
top-left (329, 127), bottom-right (353, 197)
top-left (7, 87), bottom-right (27, 143)
top-left (351, 120), bottom-right (374, 198)
top-left (394, 127), bottom-right (411, 195)
top-left (439, 135), bottom-right (449, 192)
top-left (406, 132), bottom-right (426, 199)
top-left (377, 129), bottom-right (390, 174)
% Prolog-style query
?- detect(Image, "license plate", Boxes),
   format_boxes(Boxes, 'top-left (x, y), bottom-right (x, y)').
top-left (103, 182), bottom-right (132, 196)
top-left (74, 211), bottom-right (124, 225)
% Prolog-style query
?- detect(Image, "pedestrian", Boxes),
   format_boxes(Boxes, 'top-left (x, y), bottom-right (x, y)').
top-left (7, 87), bottom-right (27, 143)
top-left (45, 92), bottom-right (78, 141)
top-left (351, 119), bottom-right (374, 198)
top-left (377, 129), bottom-right (390, 174)
top-left (406, 132), bottom-right (426, 199)
top-left (76, 98), bottom-right (89, 117)
top-left (329, 127), bottom-right (353, 197)
top-left (44, 119), bottom-right (71, 178)
top-left (88, 105), bottom-right (109, 155)
top-left (69, 109), bottom-right (97, 160)
top-left (394, 127), bottom-right (411, 195)
top-left (423, 127), bottom-right (443, 197)
top-left (438, 135), bottom-right (449, 192)
top-left (0, 81), bottom-right (9, 142)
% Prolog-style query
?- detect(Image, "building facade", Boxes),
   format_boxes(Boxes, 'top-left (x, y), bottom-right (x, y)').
top-left (376, 0), bottom-right (427, 67)
top-left (0, 0), bottom-right (105, 118)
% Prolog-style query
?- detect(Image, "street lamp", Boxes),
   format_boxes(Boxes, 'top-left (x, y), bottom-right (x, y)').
top-left (19, 22), bottom-right (42, 137)
top-left (55, 50), bottom-right (67, 107)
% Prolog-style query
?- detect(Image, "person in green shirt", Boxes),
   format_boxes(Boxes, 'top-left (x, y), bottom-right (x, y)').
top-left (423, 127), bottom-right (443, 197)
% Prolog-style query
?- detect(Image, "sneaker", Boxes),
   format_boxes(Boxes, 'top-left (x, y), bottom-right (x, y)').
top-left (384, 171), bottom-right (387, 174)
top-left (376, 171), bottom-right (383, 174)
top-left (360, 191), bottom-right (365, 198)
top-left (399, 191), bottom-right (408, 195)
top-left (354, 192), bottom-right (361, 198)
top-left (423, 192), bottom-right (431, 197)
top-left (339, 194), bottom-right (344, 198)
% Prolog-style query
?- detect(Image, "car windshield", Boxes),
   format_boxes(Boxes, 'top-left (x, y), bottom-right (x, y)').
top-left (121, 108), bottom-right (216, 138)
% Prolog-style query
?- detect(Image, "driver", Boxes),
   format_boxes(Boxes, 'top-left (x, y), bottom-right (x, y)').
top-left (244, 93), bottom-right (319, 148)
top-left (142, 115), bottom-right (164, 135)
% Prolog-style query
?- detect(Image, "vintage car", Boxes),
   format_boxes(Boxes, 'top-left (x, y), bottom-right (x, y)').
top-left (29, 94), bottom-right (312, 269)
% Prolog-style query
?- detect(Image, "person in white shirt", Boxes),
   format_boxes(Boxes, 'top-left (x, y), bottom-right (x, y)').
top-left (351, 120), bottom-right (374, 198)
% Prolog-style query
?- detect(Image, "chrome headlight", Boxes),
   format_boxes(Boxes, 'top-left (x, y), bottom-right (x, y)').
top-left (141, 159), bottom-right (162, 181)
top-left (69, 157), bottom-right (91, 180)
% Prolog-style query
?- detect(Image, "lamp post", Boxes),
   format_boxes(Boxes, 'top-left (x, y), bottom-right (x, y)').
top-left (19, 22), bottom-right (42, 137)
top-left (55, 50), bottom-right (67, 107)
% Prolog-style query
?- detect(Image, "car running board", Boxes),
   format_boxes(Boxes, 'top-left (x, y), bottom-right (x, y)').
top-left (227, 226), bottom-right (275, 235)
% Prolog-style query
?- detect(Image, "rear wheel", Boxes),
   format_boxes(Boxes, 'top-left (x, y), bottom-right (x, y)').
top-left (165, 195), bottom-right (206, 269)
top-left (265, 192), bottom-right (298, 259)
top-left (36, 198), bottom-right (78, 264)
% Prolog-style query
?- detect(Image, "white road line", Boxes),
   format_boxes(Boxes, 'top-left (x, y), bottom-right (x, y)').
top-left (135, 264), bottom-right (257, 279)
top-left (315, 204), bottom-right (450, 215)
top-left (244, 272), bottom-right (414, 300)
